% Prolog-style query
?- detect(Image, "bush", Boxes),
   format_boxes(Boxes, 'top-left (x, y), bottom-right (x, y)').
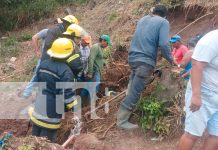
top-left (138, 97), bottom-right (170, 137)
top-left (0, 0), bottom-right (87, 32)
top-left (138, 78), bottom-right (185, 138)
top-left (0, 0), bottom-right (58, 31)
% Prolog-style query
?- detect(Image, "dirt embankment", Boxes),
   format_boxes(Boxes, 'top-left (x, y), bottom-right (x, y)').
top-left (1, 0), bottom-right (218, 149)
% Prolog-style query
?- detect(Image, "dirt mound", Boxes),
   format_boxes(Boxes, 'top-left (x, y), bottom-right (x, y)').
top-left (102, 50), bottom-right (130, 91)
top-left (0, 120), bottom-right (29, 137)
top-left (74, 134), bottom-right (109, 150)
top-left (8, 136), bottom-right (65, 150)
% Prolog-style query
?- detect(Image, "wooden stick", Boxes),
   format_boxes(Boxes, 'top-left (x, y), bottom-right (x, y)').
top-left (84, 90), bottom-right (126, 117)
top-left (62, 135), bottom-right (76, 148)
top-left (176, 12), bottom-right (214, 35)
top-left (101, 122), bottom-right (116, 138)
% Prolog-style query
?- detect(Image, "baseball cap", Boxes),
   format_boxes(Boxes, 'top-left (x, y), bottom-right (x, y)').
top-left (170, 35), bottom-right (181, 43)
top-left (100, 34), bottom-right (112, 46)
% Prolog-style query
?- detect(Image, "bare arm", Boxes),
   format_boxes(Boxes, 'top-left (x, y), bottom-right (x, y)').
top-left (190, 59), bottom-right (207, 112)
top-left (32, 34), bottom-right (41, 58)
top-left (180, 50), bottom-right (193, 68)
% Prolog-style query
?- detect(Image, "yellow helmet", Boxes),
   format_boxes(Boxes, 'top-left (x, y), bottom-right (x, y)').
top-left (47, 38), bottom-right (74, 59)
top-left (61, 15), bottom-right (79, 25)
top-left (63, 24), bottom-right (86, 38)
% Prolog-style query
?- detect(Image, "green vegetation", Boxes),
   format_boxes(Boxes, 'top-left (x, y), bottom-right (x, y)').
top-left (0, 35), bottom-right (20, 62)
top-left (18, 145), bottom-right (34, 150)
top-left (18, 33), bottom-right (32, 42)
top-left (0, 0), bottom-right (87, 32)
top-left (160, 0), bottom-right (184, 8)
top-left (109, 11), bottom-right (119, 22)
top-left (138, 80), bottom-right (184, 138)
top-left (138, 93), bottom-right (170, 137)
top-left (25, 57), bottom-right (38, 75)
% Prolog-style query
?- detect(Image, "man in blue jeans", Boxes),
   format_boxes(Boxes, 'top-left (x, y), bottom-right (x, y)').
top-left (117, 5), bottom-right (173, 129)
top-left (22, 29), bottom-right (48, 98)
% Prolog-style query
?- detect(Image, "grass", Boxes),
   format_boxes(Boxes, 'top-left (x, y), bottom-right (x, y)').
top-left (0, 35), bottom-right (20, 63)
top-left (25, 57), bottom-right (38, 74)
top-left (109, 11), bottom-right (119, 22)
top-left (18, 145), bottom-right (35, 150)
top-left (18, 33), bottom-right (32, 42)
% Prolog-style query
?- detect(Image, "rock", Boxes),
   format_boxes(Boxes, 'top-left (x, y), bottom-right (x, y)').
top-left (10, 57), bottom-right (17, 62)
top-left (1, 36), bottom-right (8, 40)
top-left (1, 63), bottom-right (16, 74)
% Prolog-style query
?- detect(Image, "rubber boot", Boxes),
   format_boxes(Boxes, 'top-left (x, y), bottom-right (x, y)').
top-left (117, 105), bottom-right (138, 130)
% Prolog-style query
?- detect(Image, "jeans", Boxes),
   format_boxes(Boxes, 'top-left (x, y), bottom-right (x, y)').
top-left (121, 62), bottom-right (154, 110)
top-left (32, 124), bottom-right (57, 142)
top-left (80, 72), bottom-right (101, 97)
top-left (23, 59), bottom-right (41, 97)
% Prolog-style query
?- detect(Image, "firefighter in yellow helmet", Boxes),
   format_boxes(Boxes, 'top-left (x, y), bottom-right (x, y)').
top-left (60, 15), bottom-right (79, 25)
top-left (61, 24), bottom-right (88, 79)
top-left (22, 15), bottom-right (79, 98)
top-left (30, 38), bottom-right (78, 142)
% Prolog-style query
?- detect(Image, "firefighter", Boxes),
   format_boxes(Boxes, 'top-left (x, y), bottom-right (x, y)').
top-left (29, 38), bottom-right (78, 142)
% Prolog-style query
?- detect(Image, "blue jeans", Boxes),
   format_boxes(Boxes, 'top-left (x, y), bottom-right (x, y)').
top-left (23, 59), bottom-right (41, 97)
top-left (121, 62), bottom-right (154, 110)
top-left (80, 72), bottom-right (101, 97)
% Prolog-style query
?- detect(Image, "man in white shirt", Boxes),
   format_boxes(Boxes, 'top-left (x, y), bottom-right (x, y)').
top-left (178, 30), bottom-right (218, 150)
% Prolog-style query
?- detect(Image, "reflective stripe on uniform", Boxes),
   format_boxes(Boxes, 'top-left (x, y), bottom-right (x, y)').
top-left (30, 115), bottom-right (61, 129)
top-left (66, 54), bottom-right (80, 63)
top-left (39, 69), bottom-right (60, 80)
top-left (66, 99), bottom-right (78, 109)
top-left (65, 95), bottom-right (77, 103)
top-left (28, 107), bottom-right (61, 129)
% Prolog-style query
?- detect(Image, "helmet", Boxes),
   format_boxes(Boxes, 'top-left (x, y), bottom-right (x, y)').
top-left (47, 38), bottom-right (74, 59)
top-left (63, 24), bottom-right (85, 38)
top-left (61, 15), bottom-right (79, 25)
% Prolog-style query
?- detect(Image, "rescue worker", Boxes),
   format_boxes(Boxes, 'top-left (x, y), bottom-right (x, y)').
top-left (79, 35), bottom-right (92, 81)
top-left (62, 24), bottom-right (87, 79)
top-left (87, 34), bottom-right (112, 83)
top-left (22, 15), bottom-right (78, 98)
top-left (29, 38), bottom-right (78, 142)
top-left (117, 5), bottom-right (173, 130)
top-left (41, 15), bottom-right (79, 62)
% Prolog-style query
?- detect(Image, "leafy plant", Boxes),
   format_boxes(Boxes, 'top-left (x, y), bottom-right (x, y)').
top-left (18, 145), bottom-right (34, 150)
top-left (139, 98), bottom-right (167, 132)
top-left (18, 33), bottom-right (32, 42)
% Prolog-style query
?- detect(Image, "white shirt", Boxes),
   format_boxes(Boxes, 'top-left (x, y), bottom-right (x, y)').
top-left (192, 30), bottom-right (218, 92)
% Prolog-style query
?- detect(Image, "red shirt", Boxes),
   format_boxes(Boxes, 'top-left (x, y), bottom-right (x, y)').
top-left (172, 45), bottom-right (189, 65)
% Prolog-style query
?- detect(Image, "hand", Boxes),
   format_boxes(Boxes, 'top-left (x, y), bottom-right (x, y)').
top-left (35, 50), bottom-right (41, 58)
top-left (189, 95), bottom-right (202, 112)
top-left (86, 73), bottom-right (93, 79)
